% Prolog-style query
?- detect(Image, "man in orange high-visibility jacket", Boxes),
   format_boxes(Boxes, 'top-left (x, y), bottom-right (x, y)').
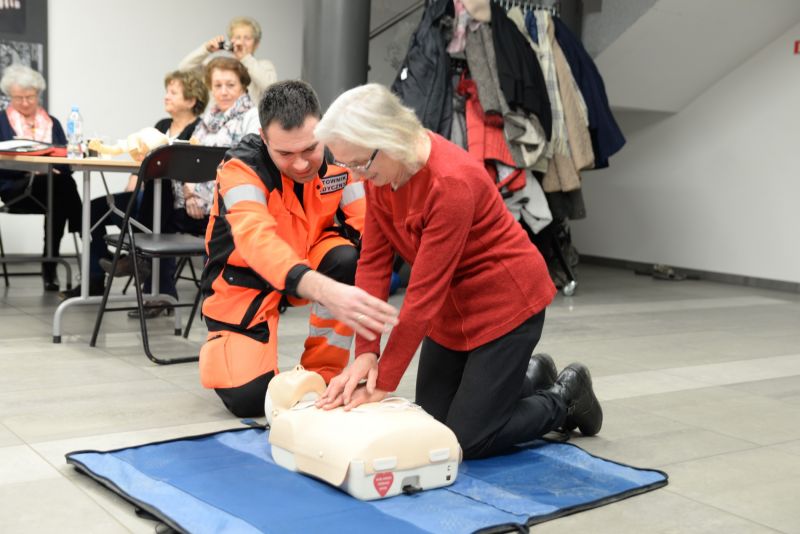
top-left (200, 80), bottom-right (398, 417)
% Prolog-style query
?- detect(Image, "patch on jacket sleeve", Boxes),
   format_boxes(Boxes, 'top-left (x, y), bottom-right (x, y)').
top-left (320, 172), bottom-right (348, 194)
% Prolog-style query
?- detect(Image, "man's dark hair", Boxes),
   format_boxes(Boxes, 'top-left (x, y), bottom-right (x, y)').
top-left (258, 80), bottom-right (321, 132)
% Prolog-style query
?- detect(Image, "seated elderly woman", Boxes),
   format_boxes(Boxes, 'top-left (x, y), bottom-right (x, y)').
top-left (313, 84), bottom-right (602, 460)
top-left (179, 16), bottom-right (276, 104)
top-left (59, 69), bottom-right (209, 300)
top-left (0, 64), bottom-right (82, 291)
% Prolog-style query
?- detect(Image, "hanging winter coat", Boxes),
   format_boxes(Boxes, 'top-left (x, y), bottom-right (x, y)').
top-left (391, 0), bottom-right (454, 138)
top-left (551, 16), bottom-right (625, 169)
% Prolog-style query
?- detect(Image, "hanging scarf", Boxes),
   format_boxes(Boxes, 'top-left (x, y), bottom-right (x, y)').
top-left (6, 106), bottom-right (53, 143)
top-left (174, 93), bottom-right (253, 215)
top-left (193, 93), bottom-right (253, 146)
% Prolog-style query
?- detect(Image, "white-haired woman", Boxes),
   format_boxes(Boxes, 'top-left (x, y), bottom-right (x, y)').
top-left (178, 16), bottom-right (277, 104)
top-left (0, 64), bottom-right (82, 291)
top-left (313, 83), bottom-right (602, 459)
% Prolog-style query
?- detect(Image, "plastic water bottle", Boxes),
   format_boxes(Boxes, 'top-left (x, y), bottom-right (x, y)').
top-left (66, 105), bottom-right (84, 159)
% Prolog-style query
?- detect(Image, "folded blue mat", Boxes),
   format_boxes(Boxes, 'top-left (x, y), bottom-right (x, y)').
top-left (66, 427), bottom-right (667, 533)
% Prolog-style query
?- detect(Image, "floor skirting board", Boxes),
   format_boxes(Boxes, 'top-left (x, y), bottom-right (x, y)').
top-left (581, 255), bottom-right (800, 294)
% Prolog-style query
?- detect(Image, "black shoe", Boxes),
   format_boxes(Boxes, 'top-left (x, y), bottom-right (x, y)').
top-left (59, 278), bottom-right (105, 300)
top-left (100, 255), bottom-right (151, 279)
top-left (43, 277), bottom-right (60, 292)
top-left (522, 353), bottom-right (558, 397)
top-left (549, 363), bottom-right (603, 436)
top-left (42, 263), bottom-right (59, 291)
top-left (127, 300), bottom-right (175, 319)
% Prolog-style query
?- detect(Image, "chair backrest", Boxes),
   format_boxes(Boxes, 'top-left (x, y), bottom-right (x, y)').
top-left (137, 144), bottom-right (229, 185)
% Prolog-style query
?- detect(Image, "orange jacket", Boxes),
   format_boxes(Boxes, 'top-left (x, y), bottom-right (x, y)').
top-left (201, 134), bottom-right (365, 341)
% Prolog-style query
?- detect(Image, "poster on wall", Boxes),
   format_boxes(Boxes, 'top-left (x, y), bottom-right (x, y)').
top-left (0, 0), bottom-right (26, 34)
top-left (0, 38), bottom-right (43, 110)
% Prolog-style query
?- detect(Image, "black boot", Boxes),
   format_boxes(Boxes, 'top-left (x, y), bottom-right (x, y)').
top-left (42, 262), bottom-right (59, 291)
top-left (59, 276), bottom-right (105, 300)
top-left (521, 353), bottom-right (558, 397)
top-left (549, 363), bottom-right (603, 436)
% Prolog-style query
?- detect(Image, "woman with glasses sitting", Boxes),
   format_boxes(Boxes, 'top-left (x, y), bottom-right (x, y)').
top-left (0, 64), bottom-right (82, 292)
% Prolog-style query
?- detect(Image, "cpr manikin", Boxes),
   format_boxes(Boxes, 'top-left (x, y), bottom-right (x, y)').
top-left (87, 127), bottom-right (192, 161)
top-left (266, 366), bottom-right (462, 500)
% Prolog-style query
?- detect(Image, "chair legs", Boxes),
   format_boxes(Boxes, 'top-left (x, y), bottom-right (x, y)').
top-left (0, 229), bottom-right (9, 288)
top-left (129, 246), bottom-right (199, 365)
top-left (90, 233), bottom-right (125, 347)
top-left (183, 286), bottom-right (202, 339)
top-left (91, 232), bottom-right (199, 364)
top-left (175, 256), bottom-right (203, 338)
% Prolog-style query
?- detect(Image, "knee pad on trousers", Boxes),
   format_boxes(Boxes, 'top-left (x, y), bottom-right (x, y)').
top-left (317, 245), bottom-right (358, 285)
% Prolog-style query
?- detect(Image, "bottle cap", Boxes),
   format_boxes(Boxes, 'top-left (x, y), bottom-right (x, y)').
top-left (71, 105), bottom-right (79, 111)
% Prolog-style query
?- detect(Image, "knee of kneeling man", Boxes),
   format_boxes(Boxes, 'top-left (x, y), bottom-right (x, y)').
top-left (452, 428), bottom-right (491, 460)
top-left (325, 246), bottom-right (358, 284)
top-left (216, 372), bottom-right (274, 418)
top-left (221, 394), bottom-right (266, 418)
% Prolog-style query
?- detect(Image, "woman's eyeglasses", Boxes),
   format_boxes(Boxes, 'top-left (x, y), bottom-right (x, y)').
top-left (332, 149), bottom-right (379, 173)
top-left (9, 94), bottom-right (38, 103)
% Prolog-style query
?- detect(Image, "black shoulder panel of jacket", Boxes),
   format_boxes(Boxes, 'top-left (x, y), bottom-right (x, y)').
top-left (224, 133), bottom-right (284, 193)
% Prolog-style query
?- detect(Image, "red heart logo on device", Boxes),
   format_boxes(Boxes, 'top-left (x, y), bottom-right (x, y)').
top-left (373, 471), bottom-right (394, 497)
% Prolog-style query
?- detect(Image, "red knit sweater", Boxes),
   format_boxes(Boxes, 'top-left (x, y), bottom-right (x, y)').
top-left (355, 133), bottom-right (556, 392)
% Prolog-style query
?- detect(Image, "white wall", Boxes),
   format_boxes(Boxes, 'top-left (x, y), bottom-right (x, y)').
top-left (1, 0), bottom-right (303, 254)
top-left (572, 22), bottom-right (800, 284)
top-left (367, 0), bottom-right (422, 86)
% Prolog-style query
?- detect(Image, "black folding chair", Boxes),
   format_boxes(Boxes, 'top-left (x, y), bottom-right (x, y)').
top-left (0, 171), bottom-right (75, 288)
top-left (89, 144), bottom-right (228, 365)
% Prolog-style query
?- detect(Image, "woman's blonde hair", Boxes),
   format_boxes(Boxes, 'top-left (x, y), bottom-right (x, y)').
top-left (228, 16), bottom-right (262, 43)
top-left (315, 83), bottom-right (424, 169)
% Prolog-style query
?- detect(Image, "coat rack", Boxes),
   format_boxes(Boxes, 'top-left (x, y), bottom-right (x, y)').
top-left (491, 0), bottom-right (560, 16)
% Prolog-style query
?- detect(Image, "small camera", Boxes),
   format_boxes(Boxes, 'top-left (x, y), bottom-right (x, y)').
top-left (218, 39), bottom-right (233, 51)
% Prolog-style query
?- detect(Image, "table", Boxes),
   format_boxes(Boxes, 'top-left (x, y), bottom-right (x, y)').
top-left (0, 155), bottom-right (182, 342)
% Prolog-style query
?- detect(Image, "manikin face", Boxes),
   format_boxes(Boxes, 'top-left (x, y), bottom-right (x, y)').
top-left (163, 80), bottom-right (195, 117)
top-left (210, 68), bottom-right (245, 112)
top-left (326, 139), bottom-right (407, 189)
top-left (7, 84), bottom-right (40, 119)
top-left (262, 115), bottom-right (325, 184)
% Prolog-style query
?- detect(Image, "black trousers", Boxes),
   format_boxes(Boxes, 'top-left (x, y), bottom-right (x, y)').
top-left (0, 173), bottom-right (82, 274)
top-left (214, 244), bottom-right (359, 418)
top-left (415, 310), bottom-right (566, 459)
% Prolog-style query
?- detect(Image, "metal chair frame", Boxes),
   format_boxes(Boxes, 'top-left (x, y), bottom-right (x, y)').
top-left (89, 144), bottom-right (227, 364)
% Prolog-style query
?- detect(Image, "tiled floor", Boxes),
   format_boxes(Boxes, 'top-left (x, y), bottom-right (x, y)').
top-left (1, 263), bottom-right (799, 533)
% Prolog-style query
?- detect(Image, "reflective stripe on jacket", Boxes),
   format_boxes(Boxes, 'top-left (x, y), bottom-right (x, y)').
top-left (200, 133), bottom-right (365, 342)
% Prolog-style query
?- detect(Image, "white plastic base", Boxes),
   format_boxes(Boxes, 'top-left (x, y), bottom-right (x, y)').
top-left (272, 445), bottom-right (459, 501)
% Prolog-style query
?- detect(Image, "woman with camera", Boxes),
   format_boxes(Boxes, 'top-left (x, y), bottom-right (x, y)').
top-left (178, 17), bottom-right (277, 104)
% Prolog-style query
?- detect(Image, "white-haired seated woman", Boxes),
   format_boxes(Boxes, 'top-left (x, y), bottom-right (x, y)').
top-left (313, 83), bottom-right (603, 459)
top-left (0, 64), bottom-right (82, 291)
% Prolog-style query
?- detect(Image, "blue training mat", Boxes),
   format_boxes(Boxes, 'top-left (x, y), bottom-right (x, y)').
top-left (66, 427), bottom-right (667, 534)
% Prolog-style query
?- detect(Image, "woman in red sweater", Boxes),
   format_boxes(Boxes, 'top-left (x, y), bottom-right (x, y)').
top-left (314, 84), bottom-right (602, 459)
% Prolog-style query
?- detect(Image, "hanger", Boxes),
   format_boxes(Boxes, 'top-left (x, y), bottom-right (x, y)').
top-left (491, 0), bottom-right (559, 16)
